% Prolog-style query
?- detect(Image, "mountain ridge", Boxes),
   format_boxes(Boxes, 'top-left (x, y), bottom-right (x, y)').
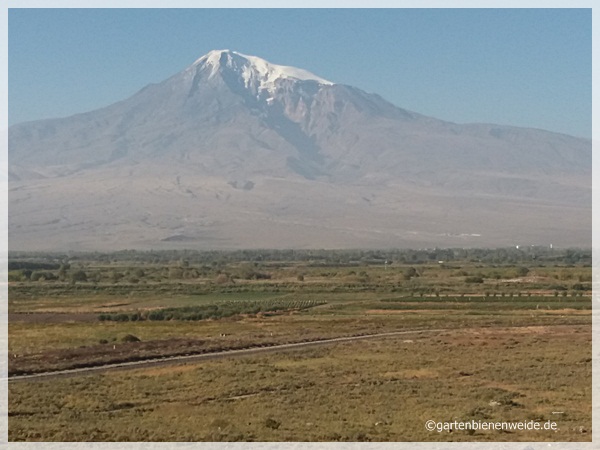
top-left (8, 50), bottom-right (591, 250)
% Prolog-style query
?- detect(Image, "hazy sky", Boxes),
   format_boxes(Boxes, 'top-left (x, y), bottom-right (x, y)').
top-left (8, 8), bottom-right (591, 137)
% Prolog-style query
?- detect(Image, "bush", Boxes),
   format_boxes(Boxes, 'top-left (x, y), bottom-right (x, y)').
top-left (264, 418), bottom-right (280, 430)
top-left (169, 267), bottom-right (184, 279)
top-left (403, 267), bottom-right (417, 280)
top-left (8, 270), bottom-right (25, 282)
top-left (215, 273), bottom-right (229, 285)
top-left (71, 270), bottom-right (88, 282)
top-left (148, 310), bottom-right (165, 321)
top-left (30, 271), bottom-right (57, 281)
top-left (515, 267), bottom-right (529, 277)
top-left (133, 268), bottom-right (145, 278)
top-left (465, 276), bottom-right (484, 284)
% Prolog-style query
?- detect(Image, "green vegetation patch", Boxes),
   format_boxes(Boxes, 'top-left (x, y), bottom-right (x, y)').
top-left (98, 299), bottom-right (326, 322)
top-left (377, 295), bottom-right (591, 311)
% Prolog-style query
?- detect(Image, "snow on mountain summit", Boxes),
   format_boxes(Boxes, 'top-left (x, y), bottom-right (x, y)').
top-left (192, 49), bottom-right (333, 93)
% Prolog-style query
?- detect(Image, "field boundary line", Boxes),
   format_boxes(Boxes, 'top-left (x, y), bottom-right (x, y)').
top-left (6, 328), bottom-right (447, 382)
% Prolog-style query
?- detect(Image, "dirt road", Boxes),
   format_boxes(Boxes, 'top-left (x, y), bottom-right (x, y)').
top-left (7, 328), bottom-right (446, 382)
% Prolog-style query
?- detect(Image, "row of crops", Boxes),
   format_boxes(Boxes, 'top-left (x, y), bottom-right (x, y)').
top-left (377, 295), bottom-right (591, 311)
top-left (98, 298), bottom-right (326, 322)
top-left (380, 295), bottom-right (591, 303)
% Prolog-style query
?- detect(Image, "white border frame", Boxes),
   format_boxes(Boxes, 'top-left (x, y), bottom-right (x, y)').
top-left (1, 2), bottom-right (596, 449)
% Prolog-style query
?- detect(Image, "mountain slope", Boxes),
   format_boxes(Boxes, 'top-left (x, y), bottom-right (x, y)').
top-left (8, 50), bottom-right (591, 250)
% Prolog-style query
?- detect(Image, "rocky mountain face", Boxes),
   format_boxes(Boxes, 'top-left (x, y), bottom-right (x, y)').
top-left (8, 50), bottom-right (591, 251)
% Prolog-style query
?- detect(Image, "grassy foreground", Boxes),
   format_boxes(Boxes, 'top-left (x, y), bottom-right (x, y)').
top-left (7, 249), bottom-right (592, 442)
top-left (9, 325), bottom-right (591, 442)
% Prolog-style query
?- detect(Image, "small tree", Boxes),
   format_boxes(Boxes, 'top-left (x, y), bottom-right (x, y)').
top-left (71, 270), bottom-right (88, 283)
top-left (403, 267), bottom-right (417, 280)
top-left (58, 264), bottom-right (69, 281)
top-left (515, 267), bottom-right (529, 277)
top-left (215, 273), bottom-right (229, 285)
top-left (169, 267), bottom-right (184, 279)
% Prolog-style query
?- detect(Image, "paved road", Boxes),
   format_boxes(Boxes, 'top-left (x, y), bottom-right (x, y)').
top-left (7, 328), bottom-right (447, 383)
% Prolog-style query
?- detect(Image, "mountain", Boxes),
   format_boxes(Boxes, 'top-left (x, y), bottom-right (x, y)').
top-left (8, 50), bottom-right (591, 251)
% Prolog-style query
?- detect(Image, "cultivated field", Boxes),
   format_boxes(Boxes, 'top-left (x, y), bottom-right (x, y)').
top-left (7, 248), bottom-right (593, 442)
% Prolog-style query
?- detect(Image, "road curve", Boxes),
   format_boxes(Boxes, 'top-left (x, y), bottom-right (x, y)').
top-left (7, 328), bottom-right (447, 383)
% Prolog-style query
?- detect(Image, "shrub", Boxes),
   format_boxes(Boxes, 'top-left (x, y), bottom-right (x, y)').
top-left (264, 418), bottom-right (280, 430)
top-left (71, 270), bottom-right (88, 282)
top-left (515, 267), bottom-right (530, 277)
top-left (168, 267), bottom-right (184, 279)
top-left (30, 271), bottom-right (57, 281)
top-left (465, 276), bottom-right (484, 284)
top-left (8, 270), bottom-right (25, 282)
top-left (215, 273), bottom-right (229, 285)
top-left (133, 268), bottom-right (145, 278)
top-left (148, 310), bottom-right (165, 321)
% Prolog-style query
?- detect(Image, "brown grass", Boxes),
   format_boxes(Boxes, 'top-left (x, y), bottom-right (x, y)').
top-left (9, 324), bottom-right (591, 442)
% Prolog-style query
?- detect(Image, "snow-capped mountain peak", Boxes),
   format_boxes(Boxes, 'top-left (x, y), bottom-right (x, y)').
top-left (8, 50), bottom-right (591, 250)
top-left (193, 49), bottom-right (333, 93)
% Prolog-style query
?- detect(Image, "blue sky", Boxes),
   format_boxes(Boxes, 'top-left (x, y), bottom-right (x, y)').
top-left (8, 8), bottom-right (591, 138)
